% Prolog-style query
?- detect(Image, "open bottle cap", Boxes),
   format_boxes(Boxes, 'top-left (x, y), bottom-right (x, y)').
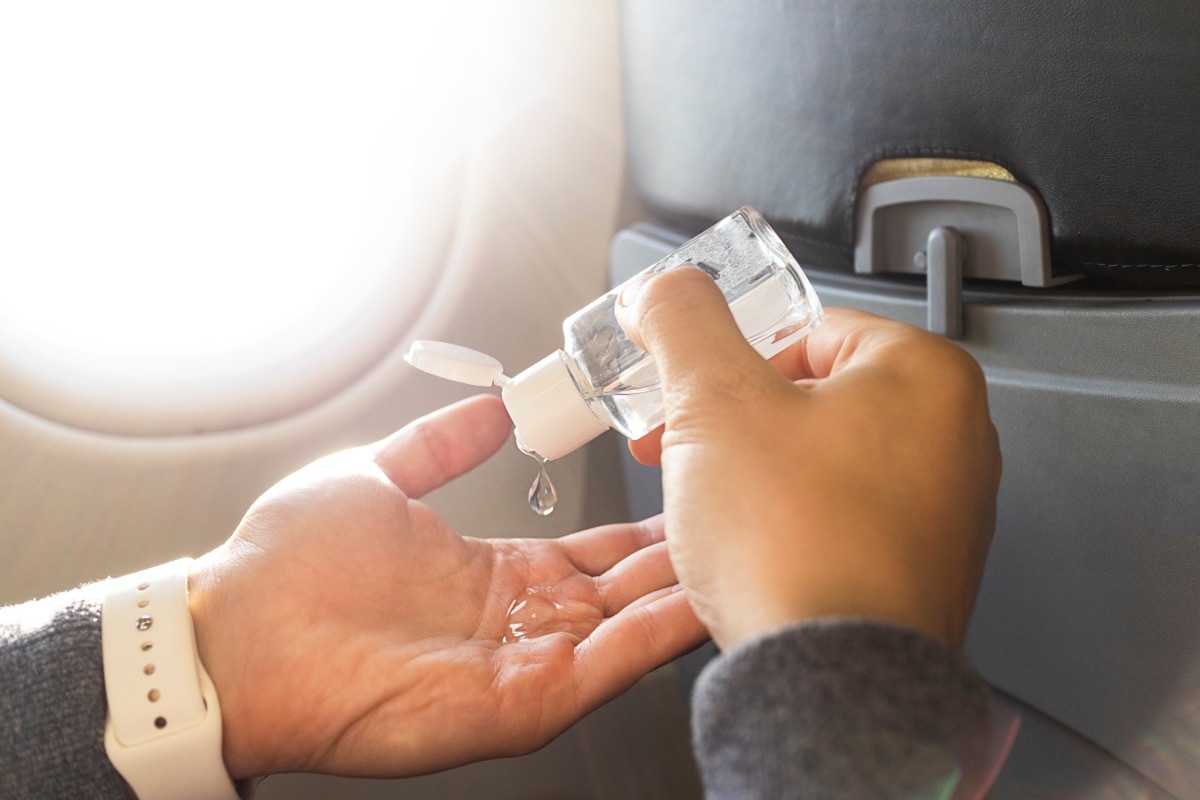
top-left (404, 341), bottom-right (508, 387)
top-left (405, 340), bottom-right (607, 461)
top-left (501, 351), bottom-right (607, 461)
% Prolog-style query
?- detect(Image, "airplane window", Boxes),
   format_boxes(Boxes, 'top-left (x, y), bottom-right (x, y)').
top-left (0, 2), bottom-right (491, 434)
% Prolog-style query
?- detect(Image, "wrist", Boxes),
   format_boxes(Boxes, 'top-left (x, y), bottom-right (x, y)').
top-left (186, 555), bottom-right (259, 781)
top-left (101, 559), bottom-right (249, 799)
top-left (709, 560), bottom-right (958, 652)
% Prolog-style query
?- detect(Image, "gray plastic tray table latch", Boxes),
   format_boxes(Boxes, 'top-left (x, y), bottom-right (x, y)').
top-left (854, 176), bottom-right (1079, 338)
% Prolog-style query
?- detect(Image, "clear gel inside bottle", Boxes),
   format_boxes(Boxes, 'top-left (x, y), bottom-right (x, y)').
top-left (555, 206), bottom-right (822, 441)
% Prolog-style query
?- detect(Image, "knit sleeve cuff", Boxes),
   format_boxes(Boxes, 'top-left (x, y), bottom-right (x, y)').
top-left (691, 618), bottom-right (995, 799)
top-left (0, 585), bottom-right (131, 799)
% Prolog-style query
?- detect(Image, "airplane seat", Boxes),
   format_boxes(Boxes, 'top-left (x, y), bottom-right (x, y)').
top-left (612, 2), bottom-right (1200, 797)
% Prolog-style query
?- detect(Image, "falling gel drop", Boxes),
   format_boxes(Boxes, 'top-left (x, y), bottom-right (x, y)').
top-left (528, 456), bottom-right (558, 516)
top-left (517, 440), bottom-right (558, 516)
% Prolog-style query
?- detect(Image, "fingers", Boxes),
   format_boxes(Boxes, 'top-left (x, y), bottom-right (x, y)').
top-left (764, 305), bottom-right (862, 380)
top-left (572, 589), bottom-right (707, 711)
top-left (627, 427), bottom-right (664, 467)
top-left (557, 516), bottom-right (664, 576)
top-left (560, 517), bottom-right (680, 618)
top-left (595, 540), bottom-right (677, 616)
top-left (371, 394), bottom-right (512, 498)
top-left (615, 267), bottom-right (782, 409)
top-left (767, 306), bottom-right (943, 383)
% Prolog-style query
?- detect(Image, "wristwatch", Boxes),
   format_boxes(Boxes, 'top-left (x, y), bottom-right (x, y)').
top-left (101, 559), bottom-right (249, 800)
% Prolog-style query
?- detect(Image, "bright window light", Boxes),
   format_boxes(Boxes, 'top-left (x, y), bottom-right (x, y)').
top-left (0, 2), bottom-right (488, 432)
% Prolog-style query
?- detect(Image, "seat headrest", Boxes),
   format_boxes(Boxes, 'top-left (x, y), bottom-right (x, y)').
top-left (621, 0), bottom-right (1200, 288)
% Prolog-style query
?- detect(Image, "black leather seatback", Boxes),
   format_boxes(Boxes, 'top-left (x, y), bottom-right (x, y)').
top-left (621, 0), bottom-right (1200, 287)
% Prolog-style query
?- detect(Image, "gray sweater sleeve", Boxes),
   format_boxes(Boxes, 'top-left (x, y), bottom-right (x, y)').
top-left (3, 592), bottom-right (991, 799)
top-left (0, 587), bottom-right (131, 800)
top-left (691, 619), bottom-right (994, 799)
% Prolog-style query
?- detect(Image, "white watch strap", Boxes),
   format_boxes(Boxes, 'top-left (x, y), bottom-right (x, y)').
top-left (102, 559), bottom-right (244, 800)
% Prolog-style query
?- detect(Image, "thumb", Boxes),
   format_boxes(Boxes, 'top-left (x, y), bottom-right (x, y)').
top-left (370, 394), bottom-right (512, 497)
top-left (615, 266), bottom-right (781, 426)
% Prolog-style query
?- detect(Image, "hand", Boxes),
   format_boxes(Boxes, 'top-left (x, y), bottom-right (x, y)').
top-left (615, 268), bottom-right (1000, 652)
top-left (186, 395), bottom-right (705, 779)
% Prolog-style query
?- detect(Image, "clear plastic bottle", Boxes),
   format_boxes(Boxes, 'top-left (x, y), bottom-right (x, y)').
top-left (406, 206), bottom-right (823, 461)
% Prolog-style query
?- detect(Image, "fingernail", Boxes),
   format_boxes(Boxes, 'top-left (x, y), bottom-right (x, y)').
top-left (618, 275), bottom-right (650, 308)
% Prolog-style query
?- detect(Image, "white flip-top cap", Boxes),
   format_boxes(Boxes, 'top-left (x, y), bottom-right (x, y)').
top-left (501, 351), bottom-right (607, 461)
top-left (404, 341), bottom-right (506, 387)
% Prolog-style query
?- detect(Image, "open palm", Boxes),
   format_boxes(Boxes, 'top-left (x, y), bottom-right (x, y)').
top-left (188, 395), bottom-right (705, 780)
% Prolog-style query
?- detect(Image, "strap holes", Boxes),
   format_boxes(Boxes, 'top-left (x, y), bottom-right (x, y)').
top-left (154, 717), bottom-right (167, 729)
top-left (148, 689), bottom-right (161, 702)
top-left (144, 664), bottom-right (156, 675)
top-left (137, 598), bottom-right (150, 608)
top-left (137, 582), bottom-right (150, 591)
top-left (141, 642), bottom-right (153, 652)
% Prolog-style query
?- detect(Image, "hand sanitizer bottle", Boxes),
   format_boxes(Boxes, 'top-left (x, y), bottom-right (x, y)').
top-left (406, 206), bottom-right (823, 462)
